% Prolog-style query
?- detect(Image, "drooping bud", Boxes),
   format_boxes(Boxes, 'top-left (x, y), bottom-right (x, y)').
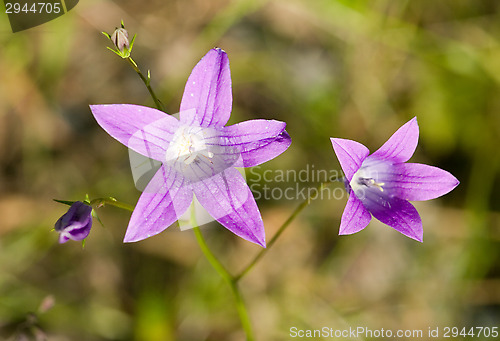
top-left (54, 201), bottom-right (93, 243)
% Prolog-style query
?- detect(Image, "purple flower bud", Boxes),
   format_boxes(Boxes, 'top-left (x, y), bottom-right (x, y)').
top-left (111, 27), bottom-right (129, 52)
top-left (54, 201), bottom-right (93, 243)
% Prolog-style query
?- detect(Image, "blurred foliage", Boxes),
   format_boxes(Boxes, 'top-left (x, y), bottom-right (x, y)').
top-left (0, 0), bottom-right (499, 340)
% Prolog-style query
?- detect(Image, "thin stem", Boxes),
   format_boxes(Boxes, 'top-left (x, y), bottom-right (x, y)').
top-left (126, 57), bottom-right (166, 112)
top-left (234, 180), bottom-right (337, 282)
top-left (192, 226), bottom-right (232, 283)
top-left (227, 280), bottom-right (254, 341)
top-left (87, 196), bottom-right (255, 339)
top-left (191, 215), bottom-right (255, 340)
top-left (90, 197), bottom-right (135, 212)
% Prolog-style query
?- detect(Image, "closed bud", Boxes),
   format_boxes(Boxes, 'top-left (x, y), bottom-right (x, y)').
top-left (54, 201), bottom-right (93, 243)
top-left (111, 27), bottom-right (129, 52)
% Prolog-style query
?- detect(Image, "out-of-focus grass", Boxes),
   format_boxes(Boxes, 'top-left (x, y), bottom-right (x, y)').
top-left (0, 0), bottom-right (499, 340)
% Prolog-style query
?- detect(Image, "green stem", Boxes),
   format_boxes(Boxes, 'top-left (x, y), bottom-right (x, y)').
top-left (127, 57), bottom-right (166, 112)
top-left (191, 220), bottom-right (254, 340)
top-left (87, 197), bottom-right (255, 337)
top-left (85, 175), bottom-right (339, 339)
top-left (234, 181), bottom-right (335, 282)
top-left (192, 226), bottom-right (232, 283)
top-left (90, 197), bottom-right (135, 212)
top-left (228, 280), bottom-right (254, 341)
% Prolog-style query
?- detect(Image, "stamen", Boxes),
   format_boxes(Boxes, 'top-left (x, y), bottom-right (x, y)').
top-left (358, 177), bottom-right (385, 192)
top-left (165, 125), bottom-right (215, 168)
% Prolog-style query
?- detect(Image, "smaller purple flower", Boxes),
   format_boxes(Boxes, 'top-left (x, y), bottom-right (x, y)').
top-left (54, 201), bottom-right (93, 244)
top-left (331, 117), bottom-right (459, 242)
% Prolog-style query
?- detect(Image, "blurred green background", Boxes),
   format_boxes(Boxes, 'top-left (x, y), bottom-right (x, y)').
top-left (0, 0), bottom-right (499, 340)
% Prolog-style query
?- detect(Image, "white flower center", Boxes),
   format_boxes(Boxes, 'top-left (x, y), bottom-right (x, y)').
top-left (349, 158), bottom-right (388, 199)
top-left (166, 125), bottom-right (214, 166)
top-left (164, 125), bottom-right (240, 182)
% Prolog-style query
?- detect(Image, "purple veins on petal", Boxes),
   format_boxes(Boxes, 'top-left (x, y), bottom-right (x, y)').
top-left (90, 104), bottom-right (180, 161)
top-left (339, 192), bottom-right (372, 235)
top-left (124, 165), bottom-right (193, 242)
top-left (220, 119), bottom-right (291, 167)
top-left (330, 138), bottom-right (370, 181)
top-left (54, 201), bottom-right (93, 243)
top-left (180, 48), bottom-right (232, 128)
top-left (192, 167), bottom-right (266, 247)
top-left (367, 195), bottom-right (423, 242)
top-left (392, 163), bottom-right (460, 201)
top-left (371, 117), bottom-right (419, 163)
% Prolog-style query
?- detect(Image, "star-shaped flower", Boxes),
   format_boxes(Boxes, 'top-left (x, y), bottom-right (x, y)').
top-left (330, 117), bottom-right (459, 242)
top-left (90, 48), bottom-right (291, 247)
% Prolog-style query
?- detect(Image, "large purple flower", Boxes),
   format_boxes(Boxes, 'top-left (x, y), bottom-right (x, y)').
top-left (331, 117), bottom-right (459, 242)
top-left (55, 201), bottom-right (93, 244)
top-left (90, 48), bottom-right (291, 247)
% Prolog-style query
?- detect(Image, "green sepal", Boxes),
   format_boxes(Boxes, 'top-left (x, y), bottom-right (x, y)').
top-left (53, 199), bottom-right (76, 206)
top-left (106, 46), bottom-right (124, 57)
top-left (128, 34), bottom-right (136, 53)
top-left (117, 35), bottom-right (135, 59)
top-left (91, 208), bottom-right (105, 228)
top-left (102, 31), bottom-right (112, 40)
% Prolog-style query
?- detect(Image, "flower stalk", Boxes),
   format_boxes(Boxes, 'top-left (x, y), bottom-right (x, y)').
top-left (71, 176), bottom-right (338, 340)
top-left (90, 197), bottom-right (135, 212)
top-left (234, 180), bottom-right (336, 282)
top-left (103, 21), bottom-right (165, 112)
top-left (191, 213), bottom-right (255, 341)
top-left (126, 57), bottom-right (166, 112)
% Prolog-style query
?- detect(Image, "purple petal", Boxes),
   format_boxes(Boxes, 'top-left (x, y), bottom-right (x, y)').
top-left (371, 117), bottom-right (419, 163)
top-left (59, 228), bottom-right (90, 243)
top-left (55, 201), bottom-right (93, 243)
top-left (192, 168), bottom-right (266, 247)
top-left (330, 138), bottom-right (370, 181)
top-left (90, 104), bottom-right (180, 161)
top-left (124, 166), bottom-right (193, 242)
top-left (54, 201), bottom-right (92, 232)
top-left (64, 223), bottom-right (92, 242)
top-left (179, 48), bottom-right (232, 128)
top-left (339, 191), bottom-right (372, 235)
top-left (361, 190), bottom-right (423, 242)
top-left (218, 119), bottom-right (291, 167)
top-left (391, 163), bottom-right (459, 201)
top-left (58, 235), bottom-right (70, 244)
